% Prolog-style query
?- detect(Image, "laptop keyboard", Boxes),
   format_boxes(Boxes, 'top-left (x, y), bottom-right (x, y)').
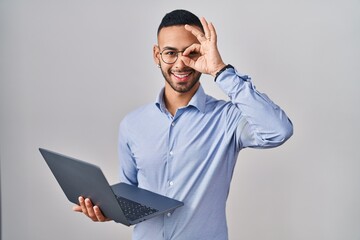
top-left (117, 196), bottom-right (158, 221)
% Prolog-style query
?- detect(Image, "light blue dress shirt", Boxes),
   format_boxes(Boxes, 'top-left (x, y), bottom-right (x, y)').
top-left (118, 67), bottom-right (293, 240)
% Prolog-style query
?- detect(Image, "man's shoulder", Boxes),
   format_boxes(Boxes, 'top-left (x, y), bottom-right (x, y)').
top-left (121, 102), bottom-right (157, 123)
top-left (204, 94), bottom-right (231, 111)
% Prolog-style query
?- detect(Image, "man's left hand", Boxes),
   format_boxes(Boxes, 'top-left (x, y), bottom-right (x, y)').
top-left (181, 17), bottom-right (226, 77)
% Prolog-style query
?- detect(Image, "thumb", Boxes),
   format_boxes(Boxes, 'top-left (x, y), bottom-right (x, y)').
top-left (72, 205), bottom-right (82, 212)
top-left (180, 56), bottom-right (196, 69)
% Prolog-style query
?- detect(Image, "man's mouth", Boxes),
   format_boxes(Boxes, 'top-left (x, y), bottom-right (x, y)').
top-left (172, 71), bottom-right (192, 81)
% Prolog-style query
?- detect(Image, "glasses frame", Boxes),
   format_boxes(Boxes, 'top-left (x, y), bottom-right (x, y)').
top-left (159, 49), bottom-right (185, 64)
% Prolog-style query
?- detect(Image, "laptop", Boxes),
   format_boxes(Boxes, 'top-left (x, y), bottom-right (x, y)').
top-left (39, 148), bottom-right (184, 226)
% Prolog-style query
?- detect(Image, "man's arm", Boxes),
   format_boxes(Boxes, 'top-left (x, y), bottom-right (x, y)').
top-left (72, 118), bottom-right (139, 222)
top-left (118, 118), bottom-right (139, 185)
top-left (182, 17), bottom-right (293, 149)
top-left (216, 67), bottom-right (293, 149)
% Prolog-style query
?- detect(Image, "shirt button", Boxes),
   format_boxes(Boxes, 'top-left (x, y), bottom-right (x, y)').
top-left (167, 212), bottom-right (171, 217)
top-left (171, 122), bottom-right (175, 127)
top-left (169, 151), bottom-right (173, 156)
top-left (169, 181), bottom-right (174, 186)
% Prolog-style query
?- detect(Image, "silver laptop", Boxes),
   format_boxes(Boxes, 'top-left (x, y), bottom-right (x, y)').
top-left (39, 148), bottom-right (184, 226)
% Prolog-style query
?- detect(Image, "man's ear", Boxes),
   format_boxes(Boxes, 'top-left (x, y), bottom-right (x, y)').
top-left (153, 45), bottom-right (161, 66)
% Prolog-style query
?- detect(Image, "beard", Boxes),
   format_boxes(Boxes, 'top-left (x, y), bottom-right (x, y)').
top-left (160, 66), bottom-right (201, 93)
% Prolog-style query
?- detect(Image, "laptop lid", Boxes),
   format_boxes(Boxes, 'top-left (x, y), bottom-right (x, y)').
top-left (39, 148), bottom-right (184, 226)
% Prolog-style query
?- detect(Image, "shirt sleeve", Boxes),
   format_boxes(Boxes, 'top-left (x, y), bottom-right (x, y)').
top-left (215, 67), bottom-right (293, 149)
top-left (118, 118), bottom-right (138, 186)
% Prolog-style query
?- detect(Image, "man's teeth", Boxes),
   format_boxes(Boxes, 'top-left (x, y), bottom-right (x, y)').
top-left (173, 73), bottom-right (191, 78)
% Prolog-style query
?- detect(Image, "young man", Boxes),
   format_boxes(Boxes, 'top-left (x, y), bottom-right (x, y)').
top-left (74, 9), bottom-right (293, 240)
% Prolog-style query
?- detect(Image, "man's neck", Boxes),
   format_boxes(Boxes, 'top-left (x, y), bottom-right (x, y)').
top-left (163, 83), bottom-right (199, 116)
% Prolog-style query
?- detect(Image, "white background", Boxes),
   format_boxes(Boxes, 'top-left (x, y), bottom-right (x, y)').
top-left (1, 0), bottom-right (359, 239)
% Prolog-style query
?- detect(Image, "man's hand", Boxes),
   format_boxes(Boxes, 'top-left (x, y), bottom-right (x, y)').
top-left (181, 17), bottom-right (226, 77)
top-left (73, 196), bottom-right (112, 222)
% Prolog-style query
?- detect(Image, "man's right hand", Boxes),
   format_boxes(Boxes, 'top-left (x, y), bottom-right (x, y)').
top-left (73, 196), bottom-right (112, 222)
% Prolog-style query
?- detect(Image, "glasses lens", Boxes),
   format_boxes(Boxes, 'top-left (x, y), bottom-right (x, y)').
top-left (161, 50), bottom-right (177, 64)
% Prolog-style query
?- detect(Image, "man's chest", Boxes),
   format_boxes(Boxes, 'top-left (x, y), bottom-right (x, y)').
top-left (126, 110), bottom-right (226, 179)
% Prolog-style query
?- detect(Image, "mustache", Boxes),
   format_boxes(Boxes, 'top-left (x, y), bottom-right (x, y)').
top-left (170, 68), bottom-right (194, 73)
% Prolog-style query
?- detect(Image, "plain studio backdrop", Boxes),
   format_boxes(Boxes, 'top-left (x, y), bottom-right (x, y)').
top-left (0, 0), bottom-right (359, 239)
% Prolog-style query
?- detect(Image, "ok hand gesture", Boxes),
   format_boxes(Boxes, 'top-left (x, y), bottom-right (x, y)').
top-left (181, 17), bottom-right (226, 77)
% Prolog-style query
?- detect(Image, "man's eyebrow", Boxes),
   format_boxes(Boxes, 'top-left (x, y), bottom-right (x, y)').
top-left (161, 45), bottom-right (193, 51)
top-left (162, 46), bottom-right (178, 51)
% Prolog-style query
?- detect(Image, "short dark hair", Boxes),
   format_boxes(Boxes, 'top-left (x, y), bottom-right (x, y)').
top-left (157, 9), bottom-right (204, 35)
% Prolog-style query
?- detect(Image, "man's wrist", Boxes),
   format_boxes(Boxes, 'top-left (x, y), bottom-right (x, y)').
top-left (210, 63), bottom-right (227, 77)
top-left (214, 64), bottom-right (234, 82)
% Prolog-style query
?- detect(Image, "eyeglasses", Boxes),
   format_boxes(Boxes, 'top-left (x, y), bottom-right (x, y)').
top-left (160, 49), bottom-right (200, 64)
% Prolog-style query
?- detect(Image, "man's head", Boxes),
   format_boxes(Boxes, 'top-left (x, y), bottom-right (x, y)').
top-left (153, 9), bottom-right (204, 94)
top-left (157, 9), bottom-right (204, 36)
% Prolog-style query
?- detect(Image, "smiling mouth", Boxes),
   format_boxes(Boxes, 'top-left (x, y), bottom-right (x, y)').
top-left (172, 72), bottom-right (192, 81)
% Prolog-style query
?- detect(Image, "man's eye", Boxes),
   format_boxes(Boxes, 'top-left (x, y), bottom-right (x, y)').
top-left (165, 51), bottom-right (176, 56)
top-left (189, 52), bottom-right (199, 57)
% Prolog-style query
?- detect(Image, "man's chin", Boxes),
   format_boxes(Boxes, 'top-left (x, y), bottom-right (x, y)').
top-left (162, 70), bottom-right (201, 93)
top-left (171, 81), bottom-right (200, 93)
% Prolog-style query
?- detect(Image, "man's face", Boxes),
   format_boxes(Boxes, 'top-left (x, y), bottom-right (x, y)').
top-left (154, 25), bottom-right (202, 94)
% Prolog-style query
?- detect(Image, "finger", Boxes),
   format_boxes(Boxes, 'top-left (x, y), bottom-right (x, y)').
top-left (85, 198), bottom-right (98, 221)
top-left (208, 22), bottom-right (217, 43)
top-left (184, 24), bottom-right (206, 42)
top-left (182, 44), bottom-right (201, 68)
top-left (200, 17), bottom-right (211, 40)
top-left (72, 204), bottom-right (82, 212)
top-left (182, 43), bottom-right (201, 56)
top-left (94, 206), bottom-right (110, 222)
top-left (79, 196), bottom-right (88, 215)
top-left (181, 55), bottom-right (196, 69)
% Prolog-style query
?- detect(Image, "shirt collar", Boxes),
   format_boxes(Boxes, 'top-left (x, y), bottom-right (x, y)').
top-left (155, 85), bottom-right (207, 114)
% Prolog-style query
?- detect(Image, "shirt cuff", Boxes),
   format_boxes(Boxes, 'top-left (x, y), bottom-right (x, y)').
top-left (215, 67), bottom-right (252, 96)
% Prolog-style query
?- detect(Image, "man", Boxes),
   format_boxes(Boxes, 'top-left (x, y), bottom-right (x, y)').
top-left (73, 9), bottom-right (293, 240)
